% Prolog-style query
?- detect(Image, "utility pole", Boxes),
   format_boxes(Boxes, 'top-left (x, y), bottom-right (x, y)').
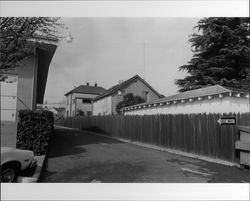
top-left (143, 42), bottom-right (146, 80)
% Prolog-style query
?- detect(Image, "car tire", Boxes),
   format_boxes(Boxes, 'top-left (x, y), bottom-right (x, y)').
top-left (1, 163), bottom-right (20, 183)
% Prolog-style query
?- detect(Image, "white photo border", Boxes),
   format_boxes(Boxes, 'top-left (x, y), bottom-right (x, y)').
top-left (0, 1), bottom-right (249, 201)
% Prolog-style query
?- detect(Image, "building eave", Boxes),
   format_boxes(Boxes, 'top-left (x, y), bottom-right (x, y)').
top-left (36, 42), bottom-right (57, 104)
top-left (121, 86), bottom-right (250, 112)
top-left (93, 74), bottom-right (162, 102)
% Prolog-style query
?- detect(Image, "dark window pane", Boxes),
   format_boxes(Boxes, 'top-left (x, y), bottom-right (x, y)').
top-left (82, 98), bottom-right (91, 103)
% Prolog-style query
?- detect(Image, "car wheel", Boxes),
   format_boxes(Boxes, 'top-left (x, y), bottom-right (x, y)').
top-left (1, 164), bottom-right (19, 183)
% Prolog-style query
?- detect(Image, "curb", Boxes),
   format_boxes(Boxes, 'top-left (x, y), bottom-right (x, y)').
top-left (17, 155), bottom-right (46, 183)
top-left (33, 155), bottom-right (46, 181)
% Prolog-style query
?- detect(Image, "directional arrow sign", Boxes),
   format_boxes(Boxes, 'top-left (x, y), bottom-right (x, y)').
top-left (217, 117), bottom-right (236, 125)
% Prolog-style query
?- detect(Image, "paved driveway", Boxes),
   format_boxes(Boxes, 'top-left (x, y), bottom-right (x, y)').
top-left (39, 126), bottom-right (249, 183)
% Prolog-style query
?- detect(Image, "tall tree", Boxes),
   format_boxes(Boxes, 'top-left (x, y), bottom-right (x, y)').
top-left (0, 17), bottom-right (62, 72)
top-left (116, 93), bottom-right (145, 114)
top-left (176, 18), bottom-right (250, 92)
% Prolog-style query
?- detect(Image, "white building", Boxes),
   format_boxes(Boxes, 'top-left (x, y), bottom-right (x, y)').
top-left (65, 83), bottom-right (106, 117)
top-left (122, 85), bottom-right (250, 115)
top-left (92, 75), bottom-right (162, 116)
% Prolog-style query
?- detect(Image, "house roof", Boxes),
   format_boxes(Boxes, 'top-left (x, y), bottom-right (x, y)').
top-left (92, 75), bottom-right (162, 101)
top-left (155, 85), bottom-right (249, 103)
top-left (65, 85), bottom-right (106, 96)
top-left (122, 84), bottom-right (250, 111)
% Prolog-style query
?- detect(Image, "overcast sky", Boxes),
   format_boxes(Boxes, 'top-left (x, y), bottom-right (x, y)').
top-left (44, 18), bottom-right (200, 103)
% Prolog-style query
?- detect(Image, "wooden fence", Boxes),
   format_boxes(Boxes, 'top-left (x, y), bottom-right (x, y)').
top-left (57, 113), bottom-right (250, 163)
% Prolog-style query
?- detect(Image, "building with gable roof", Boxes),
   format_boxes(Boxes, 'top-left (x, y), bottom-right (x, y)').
top-left (122, 85), bottom-right (250, 115)
top-left (92, 75), bottom-right (162, 116)
top-left (1, 36), bottom-right (58, 147)
top-left (64, 83), bottom-right (106, 117)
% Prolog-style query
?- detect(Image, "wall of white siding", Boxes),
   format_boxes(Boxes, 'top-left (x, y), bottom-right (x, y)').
top-left (124, 96), bottom-right (250, 115)
top-left (74, 93), bottom-right (97, 116)
top-left (122, 78), bottom-right (160, 102)
top-left (93, 96), bottom-right (112, 116)
top-left (94, 78), bottom-right (161, 115)
top-left (65, 92), bottom-right (98, 117)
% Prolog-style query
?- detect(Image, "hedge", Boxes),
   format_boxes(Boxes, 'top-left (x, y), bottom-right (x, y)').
top-left (17, 110), bottom-right (54, 155)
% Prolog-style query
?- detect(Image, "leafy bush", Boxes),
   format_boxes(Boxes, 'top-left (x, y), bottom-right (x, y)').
top-left (116, 93), bottom-right (145, 114)
top-left (17, 110), bottom-right (54, 155)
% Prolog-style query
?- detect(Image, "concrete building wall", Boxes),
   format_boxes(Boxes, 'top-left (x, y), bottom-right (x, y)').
top-left (65, 93), bottom-right (98, 117)
top-left (93, 96), bottom-right (112, 116)
top-left (123, 79), bottom-right (160, 102)
top-left (75, 99), bottom-right (92, 116)
top-left (111, 94), bottom-right (124, 115)
top-left (1, 57), bottom-right (36, 147)
top-left (16, 57), bottom-right (37, 111)
top-left (124, 96), bottom-right (250, 115)
top-left (65, 94), bottom-right (72, 117)
top-left (95, 79), bottom-right (160, 115)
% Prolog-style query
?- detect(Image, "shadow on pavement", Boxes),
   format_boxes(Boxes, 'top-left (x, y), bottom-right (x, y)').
top-left (46, 127), bottom-right (123, 158)
top-left (40, 161), bottom-right (147, 183)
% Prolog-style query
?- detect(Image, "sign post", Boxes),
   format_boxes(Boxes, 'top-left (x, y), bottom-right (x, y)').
top-left (217, 117), bottom-right (236, 125)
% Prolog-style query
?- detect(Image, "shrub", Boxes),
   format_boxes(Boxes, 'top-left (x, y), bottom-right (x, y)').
top-left (17, 110), bottom-right (54, 155)
top-left (116, 93), bottom-right (145, 114)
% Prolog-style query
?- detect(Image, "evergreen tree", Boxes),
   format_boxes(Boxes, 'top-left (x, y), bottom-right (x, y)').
top-left (176, 18), bottom-right (250, 92)
top-left (0, 17), bottom-right (62, 72)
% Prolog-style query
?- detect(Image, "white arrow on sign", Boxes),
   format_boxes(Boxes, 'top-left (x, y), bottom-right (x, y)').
top-left (217, 117), bottom-right (236, 125)
top-left (217, 118), bottom-right (222, 125)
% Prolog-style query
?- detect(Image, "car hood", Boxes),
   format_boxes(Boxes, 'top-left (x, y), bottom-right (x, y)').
top-left (1, 147), bottom-right (34, 155)
top-left (1, 147), bottom-right (17, 152)
top-left (1, 147), bottom-right (35, 168)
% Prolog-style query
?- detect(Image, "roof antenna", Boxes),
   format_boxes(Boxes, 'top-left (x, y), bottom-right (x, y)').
top-left (143, 42), bottom-right (146, 80)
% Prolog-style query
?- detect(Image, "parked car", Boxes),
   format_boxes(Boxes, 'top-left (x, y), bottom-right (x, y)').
top-left (1, 147), bottom-right (37, 182)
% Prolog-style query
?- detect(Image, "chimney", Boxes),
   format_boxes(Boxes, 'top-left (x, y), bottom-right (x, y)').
top-left (94, 82), bottom-right (97, 87)
top-left (86, 82), bottom-right (89, 86)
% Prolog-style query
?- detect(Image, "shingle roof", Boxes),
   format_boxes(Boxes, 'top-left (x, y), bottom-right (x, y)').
top-left (65, 85), bottom-right (106, 96)
top-left (126, 84), bottom-right (249, 108)
top-left (155, 85), bottom-right (249, 103)
top-left (93, 75), bottom-right (162, 101)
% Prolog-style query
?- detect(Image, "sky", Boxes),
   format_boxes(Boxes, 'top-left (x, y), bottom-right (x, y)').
top-left (44, 18), bottom-right (200, 103)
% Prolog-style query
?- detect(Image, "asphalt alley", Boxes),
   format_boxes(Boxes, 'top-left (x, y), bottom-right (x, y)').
top-left (39, 127), bottom-right (249, 183)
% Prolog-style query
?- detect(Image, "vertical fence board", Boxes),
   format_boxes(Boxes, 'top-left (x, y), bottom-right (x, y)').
top-left (57, 113), bottom-right (250, 163)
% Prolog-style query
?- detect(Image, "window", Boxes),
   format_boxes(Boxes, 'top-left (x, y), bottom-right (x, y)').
top-left (67, 96), bottom-right (69, 105)
top-left (143, 91), bottom-right (149, 102)
top-left (77, 110), bottom-right (84, 116)
top-left (118, 90), bottom-right (124, 96)
top-left (87, 111), bottom-right (91, 116)
top-left (82, 98), bottom-right (91, 104)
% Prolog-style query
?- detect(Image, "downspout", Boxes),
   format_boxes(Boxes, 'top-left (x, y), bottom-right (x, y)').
top-left (69, 94), bottom-right (71, 116)
top-left (31, 46), bottom-right (38, 111)
top-left (75, 97), bottom-right (77, 116)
